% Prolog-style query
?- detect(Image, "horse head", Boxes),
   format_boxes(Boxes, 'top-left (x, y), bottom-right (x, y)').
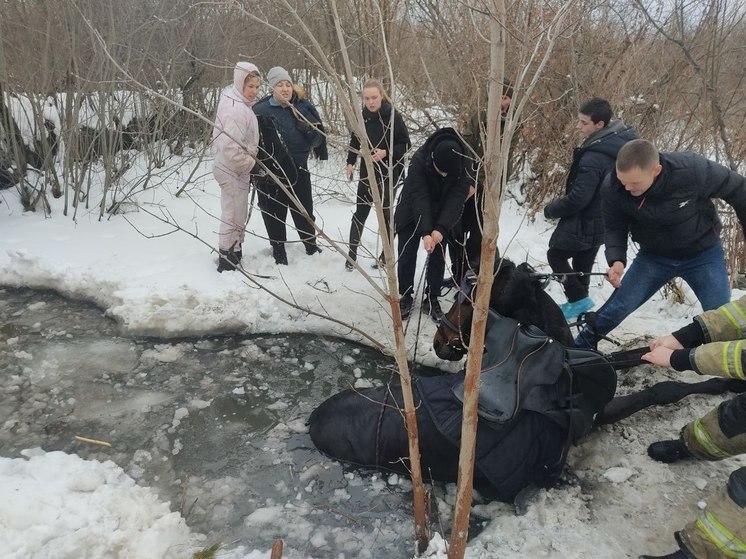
top-left (433, 259), bottom-right (573, 360)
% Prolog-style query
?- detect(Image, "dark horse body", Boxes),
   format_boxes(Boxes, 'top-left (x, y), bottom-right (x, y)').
top-left (309, 260), bottom-right (746, 502)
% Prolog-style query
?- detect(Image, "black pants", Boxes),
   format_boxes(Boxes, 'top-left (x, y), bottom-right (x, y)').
top-left (397, 220), bottom-right (447, 300)
top-left (348, 167), bottom-right (400, 260)
top-left (256, 166), bottom-right (317, 251)
top-left (546, 246), bottom-right (600, 302)
top-left (447, 195), bottom-right (484, 285)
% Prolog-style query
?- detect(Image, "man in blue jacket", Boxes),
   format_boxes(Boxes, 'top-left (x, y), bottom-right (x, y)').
top-left (544, 97), bottom-right (638, 320)
top-left (575, 139), bottom-right (746, 349)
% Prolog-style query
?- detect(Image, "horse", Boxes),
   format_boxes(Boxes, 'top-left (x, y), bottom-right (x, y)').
top-left (433, 260), bottom-right (573, 360)
top-left (309, 259), bottom-right (746, 502)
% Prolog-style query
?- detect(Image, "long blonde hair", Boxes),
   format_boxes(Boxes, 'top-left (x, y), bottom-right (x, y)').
top-left (361, 79), bottom-right (391, 103)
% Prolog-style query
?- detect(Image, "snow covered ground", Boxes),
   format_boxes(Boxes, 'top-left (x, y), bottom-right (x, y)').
top-left (1, 150), bottom-right (745, 558)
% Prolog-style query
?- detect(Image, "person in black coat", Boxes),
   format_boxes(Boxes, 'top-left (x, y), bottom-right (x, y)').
top-left (252, 66), bottom-right (327, 265)
top-left (544, 97), bottom-right (638, 320)
top-left (575, 139), bottom-right (746, 349)
top-left (447, 81), bottom-right (516, 287)
top-left (345, 79), bottom-right (410, 271)
top-left (394, 128), bottom-right (470, 321)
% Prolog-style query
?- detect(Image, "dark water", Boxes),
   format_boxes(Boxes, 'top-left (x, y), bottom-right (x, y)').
top-left (0, 287), bottom-right (440, 558)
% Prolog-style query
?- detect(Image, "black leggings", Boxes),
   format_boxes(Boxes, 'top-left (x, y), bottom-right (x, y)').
top-left (546, 246), bottom-right (600, 302)
top-left (256, 166), bottom-right (317, 250)
top-left (348, 167), bottom-right (400, 259)
top-left (397, 220), bottom-right (447, 300)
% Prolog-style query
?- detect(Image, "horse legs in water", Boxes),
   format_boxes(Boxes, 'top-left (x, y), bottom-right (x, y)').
top-left (597, 378), bottom-right (746, 425)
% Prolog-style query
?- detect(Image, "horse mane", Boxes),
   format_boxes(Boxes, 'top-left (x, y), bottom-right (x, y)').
top-left (489, 259), bottom-right (573, 345)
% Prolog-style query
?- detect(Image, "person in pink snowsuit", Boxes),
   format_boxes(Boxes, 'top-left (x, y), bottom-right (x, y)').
top-left (212, 62), bottom-right (261, 272)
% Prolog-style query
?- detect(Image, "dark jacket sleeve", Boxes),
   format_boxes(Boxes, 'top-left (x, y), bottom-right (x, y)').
top-left (544, 154), bottom-right (607, 219)
top-left (295, 101), bottom-right (323, 149)
top-left (407, 157), bottom-right (435, 235)
top-left (700, 157), bottom-right (746, 230)
top-left (602, 177), bottom-right (631, 266)
top-left (347, 131), bottom-right (361, 166)
top-left (434, 175), bottom-right (470, 236)
top-left (392, 111), bottom-right (411, 165)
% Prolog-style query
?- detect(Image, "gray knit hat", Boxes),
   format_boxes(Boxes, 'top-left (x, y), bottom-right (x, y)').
top-left (267, 66), bottom-right (292, 89)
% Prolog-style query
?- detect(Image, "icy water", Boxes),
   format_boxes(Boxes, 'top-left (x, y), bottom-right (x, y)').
top-left (0, 287), bottom-right (445, 558)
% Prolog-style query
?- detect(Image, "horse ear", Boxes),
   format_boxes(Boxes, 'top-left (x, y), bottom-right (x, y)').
top-left (515, 262), bottom-right (536, 275)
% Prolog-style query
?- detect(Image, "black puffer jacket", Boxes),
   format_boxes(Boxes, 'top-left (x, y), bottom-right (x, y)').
top-left (603, 151), bottom-right (746, 265)
top-left (394, 127), bottom-right (470, 237)
top-left (544, 121), bottom-right (638, 251)
top-left (346, 100), bottom-right (410, 181)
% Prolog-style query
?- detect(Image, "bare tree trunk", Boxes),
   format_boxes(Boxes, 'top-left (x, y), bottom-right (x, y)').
top-left (448, 2), bottom-right (505, 557)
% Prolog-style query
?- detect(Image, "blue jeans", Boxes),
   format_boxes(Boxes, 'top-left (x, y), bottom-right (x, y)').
top-left (574, 243), bottom-right (730, 348)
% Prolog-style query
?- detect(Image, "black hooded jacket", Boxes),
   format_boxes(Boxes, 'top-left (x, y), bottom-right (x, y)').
top-left (603, 151), bottom-right (746, 265)
top-left (346, 100), bottom-right (410, 181)
top-left (394, 128), bottom-right (470, 237)
top-left (544, 121), bottom-right (639, 251)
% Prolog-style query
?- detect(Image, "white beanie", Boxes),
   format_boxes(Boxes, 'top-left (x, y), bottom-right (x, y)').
top-left (267, 66), bottom-right (292, 89)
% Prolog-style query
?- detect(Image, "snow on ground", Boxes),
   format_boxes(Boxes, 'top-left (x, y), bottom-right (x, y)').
top-left (1, 150), bottom-right (745, 558)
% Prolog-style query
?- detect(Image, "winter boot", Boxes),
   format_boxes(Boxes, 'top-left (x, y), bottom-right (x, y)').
top-left (345, 250), bottom-right (356, 271)
top-left (422, 297), bottom-right (444, 323)
top-left (217, 249), bottom-right (240, 273)
top-left (639, 536), bottom-right (694, 559)
top-left (399, 295), bottom-right (413, 320)
top-left (647, 439), bottom-right (693, 463)
top-left (560, 296), bottom-right (594, 321)
top-left (648, 439), bottom-right (692, 464)
top-left (305, 243), bottom-right (322, 256)
top-left (638, 551), bottom-right (689, 559)
top-left (272, 244), bottom-right (288, 266)
top-left (371, 252), bottom-right (386, 269)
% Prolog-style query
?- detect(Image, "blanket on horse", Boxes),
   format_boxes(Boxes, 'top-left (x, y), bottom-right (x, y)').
top-left (309, 311), bottom-right (617, 502)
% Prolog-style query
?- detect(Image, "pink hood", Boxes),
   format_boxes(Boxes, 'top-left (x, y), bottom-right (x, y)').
top-left (232, 62), bottom-right (260, 102)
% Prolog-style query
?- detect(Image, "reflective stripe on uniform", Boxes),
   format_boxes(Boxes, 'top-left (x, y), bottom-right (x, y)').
top-left (695, 509), bottom-right (746, 558)
top-left (722, 340), bottom-right (746, 380)
top-left (721, 302), bottom-right (746, 339)
top-left (693, 418), bottom-right (732, 459)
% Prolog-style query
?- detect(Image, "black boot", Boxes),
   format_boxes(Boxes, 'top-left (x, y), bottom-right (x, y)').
top-left (422, 297), bottom-right (444, 323)
top-left (638, 551), bottom-right (688, 559)
top-left (346, 249), bottom-right (356, 271)
top-left (371, 252), bottom-right (385, 269)
top-left (639, 532), bottom-right (695, 559)
top-left (399, 295), bottom-right (413, 320)
top-left (272, 244), bottom-right (288, 266)
top-left (648, 439), bottom-right (692, 463)
top-left (306, 244), bottom-right (322, 256)
top-left (217, 249), bottom-right (240, 273)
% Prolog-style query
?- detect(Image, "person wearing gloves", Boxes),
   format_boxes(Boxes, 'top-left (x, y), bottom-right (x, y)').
top-left (638, 296), bottom-right (746, 559)
top-left (212, 62), bottom-right (261, 273)
top-left (345, 79), bottom-right (410, 271)
top-left (544, 97), bottom-right (638, 320)
top-left (394, 128), bottom-right (470, 322)
top-left (253, 66), bottom-right (326, 265)
top-left (574, 139), bottom-right (746, 349)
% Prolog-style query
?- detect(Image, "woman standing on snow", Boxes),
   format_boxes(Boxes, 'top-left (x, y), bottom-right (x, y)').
top-left (252, 66), bottom-right (327, 265)
top-left (212, 62), bottom-right (261, 273)
top-left (344, 79), bottom-right (410, 271)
